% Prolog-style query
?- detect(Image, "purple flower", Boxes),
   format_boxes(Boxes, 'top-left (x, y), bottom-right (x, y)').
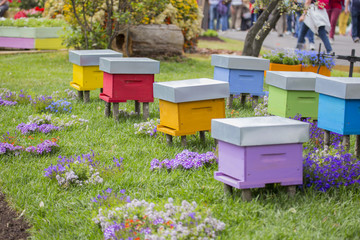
top-left (0, 142), bottom-right (23, 155)
top-left (188, 212), bottom-right (196, 219)
top-left (151, 150), bottom-right (217, 171)
top-left (25, 140), bottom-right (58, 154)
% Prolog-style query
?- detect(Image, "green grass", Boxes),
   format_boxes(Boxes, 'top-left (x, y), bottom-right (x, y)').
top-left (1, 52), bottom-right (360, 239)
top-left (198, 37), bottom-right (244, 51)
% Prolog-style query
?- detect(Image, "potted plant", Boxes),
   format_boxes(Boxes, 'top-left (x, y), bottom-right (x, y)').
top-left (0, 18), bottom-right (67, 50)
top-left (263, 49), bottom-right (302, 75)
top-left (296, 50), bottom-right (334, 77)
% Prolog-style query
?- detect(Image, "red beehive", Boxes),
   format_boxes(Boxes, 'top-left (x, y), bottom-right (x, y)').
top-left (99, 57), bottom-right (160, 103)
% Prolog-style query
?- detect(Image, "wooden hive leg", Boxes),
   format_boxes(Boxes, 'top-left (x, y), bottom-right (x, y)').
top-left (77, 91), bottom-right (83, 101)
top-left (143, 102), bottom-right (149, 120)
top-left (227, 94), bottom-right (233, 109)
top-left (355, 135), bottom-right (360, 158)
top-left (241, 189), bottom-right (252, 202)
top-left (199, 131), bottom-right (206, 143)
top-left (252, 95), bottom-right (259, 108)
top-left (104, 102), bottom-right (111, 117)
top-left (223, 183), bottom-right (233, 196)
top-left (84, 91), bottom-right (90, 103)
top-left (323, 130), bottom-right (330, 148)
top-left (240, 93), bottom-right (247, 105)
top-left (342, 135), bottom-right (350, 149)
top-left (113, 102), bottom-right (120, 121)
top-left (166, 134), bottom-right (173, 145)
top-left (135, 100), bottom-right (141, 115)
top-left (287, 185), bottom-right (296, 198)
top-left (181, 136), bottom-right (187, 147)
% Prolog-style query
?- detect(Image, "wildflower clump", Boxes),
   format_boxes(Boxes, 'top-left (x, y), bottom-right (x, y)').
top-left (0, 89), bottom-right (32, 106)
top-left (1, 132), bottom-right (59, 155)
top-left (304, 146), bottom-right (360, 192)
top-left (45, 99), bottom-right (72, 113)
top-left (44, 152), bottom-right (123, 187)
top-left (134, 119), bottom-right (160, 137)
top-left (254, 96), bottom-right (270, 116)
top-left (0, 142), bottom-right (23, 155)
top-left (25, 139), bottom-right (59, 154)
top-left (16, 114), bottom-right (88, 135)
top-left (92, 190), bottom-right (226, 240)
top-left (150, 150), bottom-right (217, 171)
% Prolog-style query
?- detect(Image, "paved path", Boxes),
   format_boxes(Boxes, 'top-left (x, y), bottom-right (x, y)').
top-left (219, 30), bottom-right (360, 67)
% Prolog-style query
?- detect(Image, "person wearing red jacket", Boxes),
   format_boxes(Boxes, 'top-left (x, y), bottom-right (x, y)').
top-left (326, 0), bottom-right (344, 43)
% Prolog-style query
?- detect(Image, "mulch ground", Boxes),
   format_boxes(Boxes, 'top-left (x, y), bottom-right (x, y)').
top-left (0, 192), bottom-right (30, 240)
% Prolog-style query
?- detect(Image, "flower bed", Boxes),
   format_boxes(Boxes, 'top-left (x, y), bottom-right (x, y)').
top-left (92, 190), bottom-right (226, 239)
top-left (44, 152), bottom-right (123, 187)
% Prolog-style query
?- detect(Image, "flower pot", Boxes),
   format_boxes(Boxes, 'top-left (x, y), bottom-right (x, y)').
top-left (301, 65), bottom-right (331, 77)
top-left (265, 63), bottom-right (302, 76)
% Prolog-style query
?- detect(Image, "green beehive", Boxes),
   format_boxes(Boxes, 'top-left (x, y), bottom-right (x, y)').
top-left (266, 71), bottom-right (319, 119)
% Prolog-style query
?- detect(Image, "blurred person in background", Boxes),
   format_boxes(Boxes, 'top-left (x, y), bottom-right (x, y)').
top-left (326, 0), bottom-right (344, 43)
top-left (231, 0), bottom-right (243, 30)
top-left (217, 0), bottom-right (229, 31)
top-left (296, 0), bottom-right (333, 53)
top-left (345, 0), bottom-right (360, 42)
top-left (338, 3), bottom-right (350, 36)
top-left (0, 0), bottom-right (9, 18)
top-left (209, 0), bottom-right (220, 30)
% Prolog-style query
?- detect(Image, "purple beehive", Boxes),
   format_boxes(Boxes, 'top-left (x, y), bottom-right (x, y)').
top-left (211, 117), bottom-right (309, 189)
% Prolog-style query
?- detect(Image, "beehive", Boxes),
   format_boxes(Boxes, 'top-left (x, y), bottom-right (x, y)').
top-left (315, 76), bottom-right (360, 135)
top-left (99, 57), bottom-right (160, 103)
top-left (212, 116), bottom-right (309, 189)
top-left (154, 78), bottom-right (229, 136)
top-left (211, 54), bottom-right (269, 95)
top-left (69, 50), bottom-right (123, 91)
top-left (266, 71), bottom-right (319, 119)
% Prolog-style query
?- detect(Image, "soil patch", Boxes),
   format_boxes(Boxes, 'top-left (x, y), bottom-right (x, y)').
top-left (0, 192), bottom-right (30, 240)
top-left (198, 36), bottom-right (225, 42)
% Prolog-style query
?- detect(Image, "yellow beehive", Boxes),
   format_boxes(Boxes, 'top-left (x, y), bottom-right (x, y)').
top-left (68, 50), bottom-right (123, 91)
top-left (157, 99), bottom-right (226, 136)
top-left (70, 65), bottom-right (103, 91)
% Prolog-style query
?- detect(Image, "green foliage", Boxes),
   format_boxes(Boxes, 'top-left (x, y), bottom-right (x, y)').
top-left (263, 49), bottom-right (300, 65)
top-left (19, 0), bottom-right (42, 9)
top-left (0, 18), bottom-right (67, 27)
top-left (201, 29), bottom-right (218, 37)
top-left (61, 24), bottom-right (107, 50)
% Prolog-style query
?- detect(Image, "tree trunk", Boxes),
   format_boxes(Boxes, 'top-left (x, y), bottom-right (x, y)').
top-left (252, 8), bottom-right (281, 56)
top-left (242, 0), bottom-right (282, 57)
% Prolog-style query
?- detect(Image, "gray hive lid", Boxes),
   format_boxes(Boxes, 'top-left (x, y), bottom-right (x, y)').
top-left (211, 54), bottom-right (270, 71)
top-left (69, 49), bottom-right (123, 66)
top-left (266, 71), bottom-right (318, 91)
top-left (99, 57), bottom-right (160, 74)
top-left (211, 116), bottom-right (309, 146)
top-left (315, 76), bottom-right (360, 99)
top-left (153, 78), bottom-right (229, 103)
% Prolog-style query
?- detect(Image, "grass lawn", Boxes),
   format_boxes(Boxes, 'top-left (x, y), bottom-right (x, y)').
top-left (1, 51), bottom-right (360, 239)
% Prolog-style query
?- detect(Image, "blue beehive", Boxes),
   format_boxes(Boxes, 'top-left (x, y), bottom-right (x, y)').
top-left (315, 76), bottom-right (360, 135)
top-left (211, 54), bottom-right (270, 95)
